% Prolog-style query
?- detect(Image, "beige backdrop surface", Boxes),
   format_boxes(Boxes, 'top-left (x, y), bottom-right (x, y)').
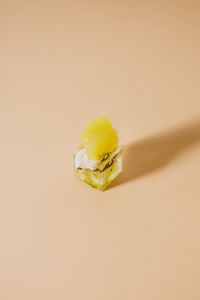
top-left (0, 1), bottom-right (200, 299)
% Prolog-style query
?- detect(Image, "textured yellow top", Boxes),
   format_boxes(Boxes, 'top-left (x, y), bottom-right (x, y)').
top-left (81, 115), bottom-right (119, 160)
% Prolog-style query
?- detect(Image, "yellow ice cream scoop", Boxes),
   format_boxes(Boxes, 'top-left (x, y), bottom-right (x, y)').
top-left (81, 115), bottom-right (118, 160)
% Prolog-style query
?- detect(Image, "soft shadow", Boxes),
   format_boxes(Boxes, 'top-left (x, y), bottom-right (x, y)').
top-left (109, 118), bottom-right (200, 189)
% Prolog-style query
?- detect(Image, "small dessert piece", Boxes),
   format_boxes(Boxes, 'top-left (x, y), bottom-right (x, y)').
top-left (74, 115), bottom-right (122, 191)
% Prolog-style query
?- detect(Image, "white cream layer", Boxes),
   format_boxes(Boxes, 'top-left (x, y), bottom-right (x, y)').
top-left (75, 149), bottom-right (100, 170)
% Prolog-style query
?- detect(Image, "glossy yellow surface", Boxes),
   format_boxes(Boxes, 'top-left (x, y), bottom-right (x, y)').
top-left (81, 115), bottom-right (118, 160)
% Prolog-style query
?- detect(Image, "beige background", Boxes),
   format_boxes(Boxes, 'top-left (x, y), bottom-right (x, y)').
top-left (1, 0), bottom-right (200, 299)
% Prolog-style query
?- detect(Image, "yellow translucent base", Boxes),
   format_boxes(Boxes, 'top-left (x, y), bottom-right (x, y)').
top-left (74, 153), bottom-right (122, 191)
